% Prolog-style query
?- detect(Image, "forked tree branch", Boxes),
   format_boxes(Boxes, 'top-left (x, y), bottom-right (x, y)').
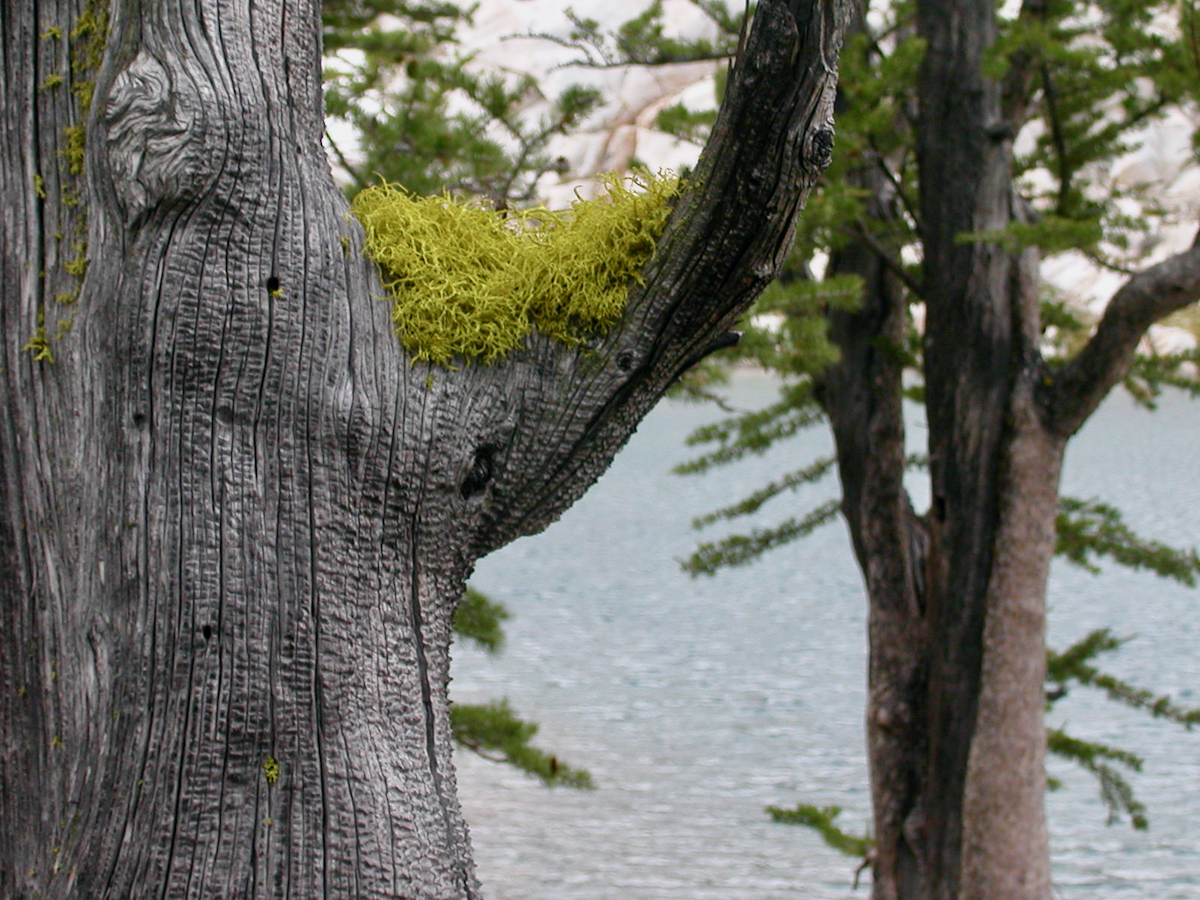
top-left (1044, 238), bottom-right (1200, 437)
top-left (466, 0), bottom-right (854, 555)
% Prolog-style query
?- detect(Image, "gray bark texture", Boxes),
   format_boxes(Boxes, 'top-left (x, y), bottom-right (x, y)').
top-left (0, 0), bottom-right (851, 898)
top-left (816, 1), bottom-right (1200, 899)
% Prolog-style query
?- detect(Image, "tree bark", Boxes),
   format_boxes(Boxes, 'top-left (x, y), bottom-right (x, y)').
top-left (817, 149), bottom-right (929, 900)
top-left (819, 2), bottom-right (1200, 899)
top-left (0, 0), bottom-right (851, 897)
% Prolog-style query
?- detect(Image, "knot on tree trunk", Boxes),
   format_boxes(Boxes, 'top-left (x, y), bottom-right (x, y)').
top-left (102, 51), bottom-right (216, 222)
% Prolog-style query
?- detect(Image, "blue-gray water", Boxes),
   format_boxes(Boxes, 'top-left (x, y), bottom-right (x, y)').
top-left (451, 371), bottom-right (1199, 899)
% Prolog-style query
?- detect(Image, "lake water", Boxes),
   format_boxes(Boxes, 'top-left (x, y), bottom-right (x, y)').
top-left (451, 371), bottom-right (1200, 899)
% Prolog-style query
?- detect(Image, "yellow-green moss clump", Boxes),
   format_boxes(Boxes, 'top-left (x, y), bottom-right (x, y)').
top-left (351, 171), bottom-right (679, 365)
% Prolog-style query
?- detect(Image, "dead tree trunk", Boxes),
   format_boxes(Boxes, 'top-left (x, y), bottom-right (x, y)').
top-left (0, 0), bottom-right (851, 897)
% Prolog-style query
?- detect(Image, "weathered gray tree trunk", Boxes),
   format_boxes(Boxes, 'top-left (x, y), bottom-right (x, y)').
top-left (817, 2), bottom-right (1200, 899)
top-left (0, 0), bottom-right (851, 897)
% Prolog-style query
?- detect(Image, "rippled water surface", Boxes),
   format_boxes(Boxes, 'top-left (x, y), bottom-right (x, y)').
top-left (451, 372), bottom-right (1200, 899)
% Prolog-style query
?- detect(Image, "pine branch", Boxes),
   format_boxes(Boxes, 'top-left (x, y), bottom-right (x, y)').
top-left (1047, 728), bottom-right (1148, 829)
top-left (1055, 497), bottom-right (1200, 586)
top-left (453, 587), bottom-right (510, 654)
top-left (1048, 629), bottom-right (1200, 728)
top-left (1124, 349), bottom-right (1200, 404)
top-left (451, 700), bottom-right (594, 789)
top-left (691, 457), bottom-right (837, 527)
top-left (682, 500), bottom-right (842, 576)
top-left (766, 803), bottom-right (872, 858)
top-left (674, 386), bottom-right (826, 475)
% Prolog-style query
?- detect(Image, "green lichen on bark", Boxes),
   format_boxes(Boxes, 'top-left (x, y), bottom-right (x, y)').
top-left (27, 1), bottom-right (109, 362)
top-left (23, 308), bottom-right (54, 363)
top-left (351, 171), bottom-right (679, 365)
top-left (23, 330), bottom-right (55, 364)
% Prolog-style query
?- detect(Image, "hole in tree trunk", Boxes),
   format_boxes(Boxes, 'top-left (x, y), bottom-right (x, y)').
top-left (460, 446), bottom-right (497, 499)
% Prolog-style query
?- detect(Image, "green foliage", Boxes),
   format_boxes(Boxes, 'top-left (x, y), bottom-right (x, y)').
top-left (450, 587), bottom-right (592, 788)
top-left (1056, 497), bottom-right (1200, 585)
top-left (543, 1), bottom-right (743, 68)
top-left (765, 804), bottom-right (872, 858)
top-left (1124, 348), bottom-right (1200, 403)
top-left (323, 0), bottom-right (600, 201)
top-left (1001, 0), bottom-right (1200, 266)
top-left (453, 586), bottom-right (510, 654)
top-left (683, 501), bottom-right (842, 577)
top-left (1046, 728), bottom-right (1147, 829)
top-left (690, 457), bottom-right (838, 529)
top-left (674, 382), bottom-right (826, 475)
top-left (956, 215), bottom-right (1105, 255)
top-left (1048, 629), bottom-right (1200, 728)
top-left (351, 171), bottom-right (679, 364)
top-left (655, 0), bottom-right (1200, 838)
top-left (451, 700), bottom-right (594, 789)
top-left (655, 102), bottom-right (717, 147)
top-left (742, 273), bottom-right (862, 377)
top-left (1046, 629), bottom-right (1200, 828)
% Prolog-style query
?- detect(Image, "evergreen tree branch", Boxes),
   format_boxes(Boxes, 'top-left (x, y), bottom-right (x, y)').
top-left (451, 700), bottom-right (595, 789)
top-left (1046, 728), bottom-right (1148, 829)
top-left (453, 587), bottom-right (510, 654)
top-left (1040, 61), bottom-right (1073, 216)
top-left (1055, 497), bottom-right (1200, 585)
top-left (527, 4), bottom-right (739, 69)
top-left (691, 456), bottom-right (837, 527)
top-left (682, 500), bottom-right (842, 575)
top-left (674, 386), bottom-right (826, 474)
top-left (1125, 348), bottom-right (1200, 402)
top-left (766, 803), bottom-right (873, 858)
top-left (1048, 628), bottom-right (1200, 728)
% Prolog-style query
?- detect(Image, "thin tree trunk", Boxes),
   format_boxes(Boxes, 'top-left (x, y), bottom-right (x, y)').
top-left (821, 1), bottom-right (1057, 896)
top-left (818, 165), bottom-right (928, 900)
top-left (0, 1), bottom-right (852, 897)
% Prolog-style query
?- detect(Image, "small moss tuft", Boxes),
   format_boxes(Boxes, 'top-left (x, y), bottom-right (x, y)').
top-left (64, 244), bottom-right (88, 278)
top-left (351, 171), bottom-right (679, 365)
top-left (24, 329), bottom-right (54, 364)
top-left (62, 125), bottom-right (86, 176)
top-left (70, 3), bottom-right (109, 75)
top-left (72, 80), bottom-right (94, 111)
top-left (262, 756), bottom-right (280, 785)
